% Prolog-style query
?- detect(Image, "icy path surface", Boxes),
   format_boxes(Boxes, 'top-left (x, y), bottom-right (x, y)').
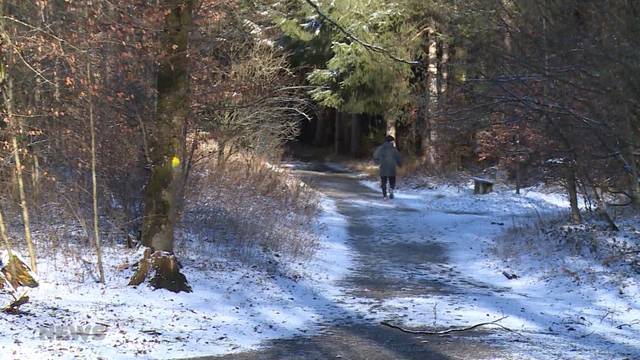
top-left (217, 164), bottom-right (640, 360)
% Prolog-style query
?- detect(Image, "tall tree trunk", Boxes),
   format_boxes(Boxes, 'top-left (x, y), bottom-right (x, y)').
top-left (423, 20), bottom-right (439, 166)
top-left (593, 185), bottom-right (619, 231)
top-left (350, 113), bottom-right (360, 156)
top-left (334, 111), bottom-right (341, 154)
top-left (87, 59), bottom-right (106, 284)
top-left (439, 37), bottom-right (449, 98)
top-left (141, 0), bottom-right (192, 252)
top-left (566, 166), bottom-right (582, 224)
top-left (624, 114), bottom-right (640, 206)
top-left (4, 77), bottom-right (37, 273)
top-left (342, 113), bottom-right (350, 155)
top-left (515, 159), bottom-right (522, 195)
top-left (0, 205), bottom-right (13, 256)
top-left (313, 109), bottom-right (326, 146)
top-left (131, 0), bottom-right (193, 293)
top-left (32, 155), bottom-right (40, 200)
top-left (1, 0), bottom-right (37, 272)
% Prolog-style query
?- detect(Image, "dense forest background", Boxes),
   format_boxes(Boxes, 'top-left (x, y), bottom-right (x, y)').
top-left (0, 0), bottom-right (638, 291)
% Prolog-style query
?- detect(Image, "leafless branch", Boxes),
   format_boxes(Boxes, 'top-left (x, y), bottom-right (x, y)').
top-left (381, 316), bottom-right (520, 336)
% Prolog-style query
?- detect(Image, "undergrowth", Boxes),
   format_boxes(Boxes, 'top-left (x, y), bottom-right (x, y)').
top-left (179, 152), bottom-right (319, 263)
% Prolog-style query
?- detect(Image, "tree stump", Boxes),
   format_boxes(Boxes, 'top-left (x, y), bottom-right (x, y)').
top-left (129, 247), bottom-right (192, 293)
top-left (472, 177), bottom-right (494, 194)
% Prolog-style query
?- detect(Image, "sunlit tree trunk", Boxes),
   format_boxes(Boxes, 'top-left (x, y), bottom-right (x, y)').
top-left (439, 37), bottom-right (449, 98)
top-left (422, 20), bottom-right (439, 166)
top-left (141, 0), bottom-right (192, 253)
top-left (131, 0), bottom-right (193, 293)
top-left (1, 0), bottom-right (37, 273)
top-left (0, 205), bottom-right (13, 256)
top-left (87, 59), bottom-right (106, 284)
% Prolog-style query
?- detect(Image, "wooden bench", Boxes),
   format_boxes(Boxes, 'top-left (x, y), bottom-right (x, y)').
top-left (472, 177), bottom-right (494, 194)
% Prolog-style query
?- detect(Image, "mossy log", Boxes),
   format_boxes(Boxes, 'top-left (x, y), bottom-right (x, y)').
top-left (129, 248), bottom-right (191, 293)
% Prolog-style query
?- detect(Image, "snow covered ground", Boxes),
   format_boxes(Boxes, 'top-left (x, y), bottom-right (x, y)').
top-left (358, 179), bottom-right (640, 359)
top-left (3, 171), bottom-right (639, 359)
top-left (0, 197), bottom-right (354, 359)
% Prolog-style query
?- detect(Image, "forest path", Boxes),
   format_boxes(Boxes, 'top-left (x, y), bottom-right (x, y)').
top-left (204, 164), bottom-right (511, 360)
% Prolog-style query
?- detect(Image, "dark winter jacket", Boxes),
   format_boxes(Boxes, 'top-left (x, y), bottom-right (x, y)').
top-left (373, 142), bottom-right (402, 177)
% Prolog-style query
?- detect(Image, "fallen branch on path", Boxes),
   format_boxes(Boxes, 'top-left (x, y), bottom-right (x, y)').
top-left (381, 316), bottom-right (521, 336)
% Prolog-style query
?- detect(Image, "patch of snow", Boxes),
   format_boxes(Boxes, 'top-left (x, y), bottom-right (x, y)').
top-left (0, 196), bottom-right (354, 359)
top-left (350, 178), bottom-right (640, 359)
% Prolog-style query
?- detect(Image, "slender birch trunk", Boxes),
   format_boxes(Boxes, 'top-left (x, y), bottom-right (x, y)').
top-left (439, 38), bottom-right (449, 98)
top-left (0, 206), bottom-right (13, 256)
top-left (423, 20), bottom-right (439, 165)
top-left (87, 60), bottom-right (105, 284)
top-left (7, 81), bottom-right (37, 273)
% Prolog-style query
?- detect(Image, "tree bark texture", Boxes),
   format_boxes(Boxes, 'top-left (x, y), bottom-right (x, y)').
top-left (422, 21), bottom-right (439, 166)
top-left (350, 113), bottom-right (360, 156)
top-left (88, 60), bottom-right (106, 284)
top-left (141, 0), bottom-right (193, 253)
top-left (566, 167), bottom-right (582, 224)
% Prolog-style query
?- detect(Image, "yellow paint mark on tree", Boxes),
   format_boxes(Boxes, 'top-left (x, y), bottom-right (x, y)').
top-left (171, 156), bottom-right (181, 168)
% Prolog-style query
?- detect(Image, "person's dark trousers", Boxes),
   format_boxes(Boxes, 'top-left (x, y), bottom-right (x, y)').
top-left (380, 176), bottom-right (396, 197)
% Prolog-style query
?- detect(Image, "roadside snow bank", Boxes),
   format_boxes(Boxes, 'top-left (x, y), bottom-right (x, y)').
top-left (0, 197), bottom-right (353, 359)
top-left (358, 178), bottom-right (640, 359)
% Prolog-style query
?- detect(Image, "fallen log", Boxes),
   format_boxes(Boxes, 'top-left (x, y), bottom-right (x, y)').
top-left (2, 293), bottom-right (29, 314)
top-left (381, 316), bottom-right (519, 335)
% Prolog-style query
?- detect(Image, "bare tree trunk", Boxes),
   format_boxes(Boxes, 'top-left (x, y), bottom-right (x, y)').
top-left (314, 110), bottom-right (326, 146)
top-left (334, 111), bottom-right (341, 154)
top-left (624, 114), bottom-right (640, 206)
top-left (32, 155), bottom-right (40, 199)
top-left (4, 75), bottom-right (37, 273)
top-left (87, 60), bottom-right (106, 284)
top-left (350, 113), bottom-right (360, 156)
top-left (0, 206), bottom-right (13, 255)
top-left (566, 166), bottom-right (581, 224)
top-left (423, 20), bottom-right (439, 166)
top-left (11, 137), bottom-right (36, 272)
top-left (593, 186), bottom-right (618, 231)
top-left (439, 37), bottom-right (449, 98)
top-left (515, 160), bottom-right (522, 195)
top-left (141, 0), bottom-right (192, 253)
top-left (131, 0), bottom-right (193, 293)
top-left (1, 0), bottom-right (36, 271)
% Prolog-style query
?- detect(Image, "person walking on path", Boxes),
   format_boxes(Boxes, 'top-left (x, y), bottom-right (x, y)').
top-left (373, 135), bottom-right (402, 199)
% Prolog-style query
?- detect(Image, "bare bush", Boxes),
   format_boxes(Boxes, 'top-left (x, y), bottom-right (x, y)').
top-left (179, 149), bottom-right (319, 261)
top-left (495, 211), bottom-right (640, 287)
